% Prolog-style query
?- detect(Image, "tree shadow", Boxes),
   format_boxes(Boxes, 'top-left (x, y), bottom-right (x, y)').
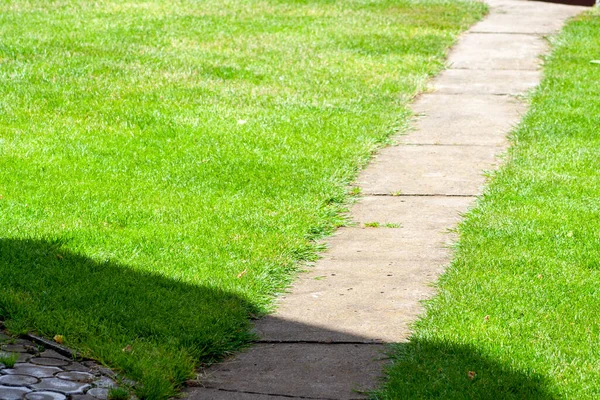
top-left (188, 316), bottom-right (558, 399)
top-left (373, 338), bottom-right (557, 399)
top-left (0, 237), bottom-right (259, 398)
top-left (0, 238), bottom-right (557, 399)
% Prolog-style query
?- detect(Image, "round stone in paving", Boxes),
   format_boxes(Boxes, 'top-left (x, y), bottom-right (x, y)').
top-left (30, 378), bottom-right (90, 395)
top-left (56, 371), bottom-right (94, 383)
top-left (91, 376), bottom-right (115, 388)
top-left (0, 385), bottom-right (32, 400)
top-left (30, 358), bottom-right (70, 367)
top-left (1, 344), bottom-right (30, 353)
top-left (86, 387), bottom-right (109, 399)
top-left (25, 391), bottom-right (67, 400)
top-left (39, 351), bottom-right (70, 362)
top-left (2, 364), bottom-right (62, 378)
top-left (16, 353), bottom-right (33, 363)
top-left (62, 363), bottom-right (91, 373)
top-left (0, 374), bottom-right (40, 386)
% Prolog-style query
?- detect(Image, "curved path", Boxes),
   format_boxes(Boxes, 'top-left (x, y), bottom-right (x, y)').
top-left (187, 1), bottom-right (586, 398)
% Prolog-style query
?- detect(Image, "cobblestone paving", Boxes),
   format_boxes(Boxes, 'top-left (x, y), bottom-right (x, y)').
top-left (0, 331), bottom-right (122, 400)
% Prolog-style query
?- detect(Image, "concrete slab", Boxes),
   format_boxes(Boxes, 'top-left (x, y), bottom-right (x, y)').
top-left (185, 388), bottom-right (302, 399)
top-left (322, 227), bottom-right (454, 262)
top-left (431, 69), bottom-right (541, 95)
top-left (447, 33), bottom-right (547, 70)
top-left (257, 195), bottom-right (472, 343)
top-left (350, 195), bottom-right (473, 230)
top-left (401, 94), bottom-right (524, 146)
top-left (197, 343), bottom-right (386, 400)
top-left (255, 256), bottom-right (446, 342)
top-left (358, 144), bottom-right (501, 196)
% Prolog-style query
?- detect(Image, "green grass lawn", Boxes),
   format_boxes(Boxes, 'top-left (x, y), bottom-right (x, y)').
top-left (0, 0), bottom-right (486, 398)
top-left (375, 9), bottom-right (600, 400)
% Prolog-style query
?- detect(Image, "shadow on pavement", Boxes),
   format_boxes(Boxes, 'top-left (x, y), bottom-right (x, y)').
top-left (191, 320), bottom-right (557, 399)
top-left (0, 238), bottom-right (556, 399)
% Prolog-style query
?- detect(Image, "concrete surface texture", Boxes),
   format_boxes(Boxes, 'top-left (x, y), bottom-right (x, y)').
top-left (186, 1), bottom-right (587, 399)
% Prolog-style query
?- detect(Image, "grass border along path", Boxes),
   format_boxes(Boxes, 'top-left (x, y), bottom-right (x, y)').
top-left (376, 9), bottom-right (600, 400)
top-left (0, 0), bottom-right (486, 398)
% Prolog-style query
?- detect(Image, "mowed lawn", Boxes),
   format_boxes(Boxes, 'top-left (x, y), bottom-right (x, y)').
top-left (376, 9), bottom-right (600, 400)
top-left (0, 0), bottom-right (486, 398)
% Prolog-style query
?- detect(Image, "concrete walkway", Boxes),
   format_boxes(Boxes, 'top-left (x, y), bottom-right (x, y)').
top-left (186, 1), bottom-right (586, 399)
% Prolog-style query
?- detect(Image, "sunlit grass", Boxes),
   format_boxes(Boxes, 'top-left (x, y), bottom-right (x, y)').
top-left (376, 9), bottom-right (600, 400)
top-left (0, 0), bottom-right (486, 398)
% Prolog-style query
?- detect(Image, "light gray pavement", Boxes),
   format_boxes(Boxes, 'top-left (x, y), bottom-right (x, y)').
top-left (186, 1), bottom-right (587, 399)
top-left (402, 94), bottom-right (525, 146)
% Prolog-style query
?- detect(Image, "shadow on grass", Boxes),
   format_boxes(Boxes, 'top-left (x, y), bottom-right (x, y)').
top-left (0, 238), bottom-right (259, 398)
top-left (188, 317), bottom-right (557, 399)
top-left (0, 238), bottom-right (556, 399)
top-left (375, 338), bottom-right (557, 400)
